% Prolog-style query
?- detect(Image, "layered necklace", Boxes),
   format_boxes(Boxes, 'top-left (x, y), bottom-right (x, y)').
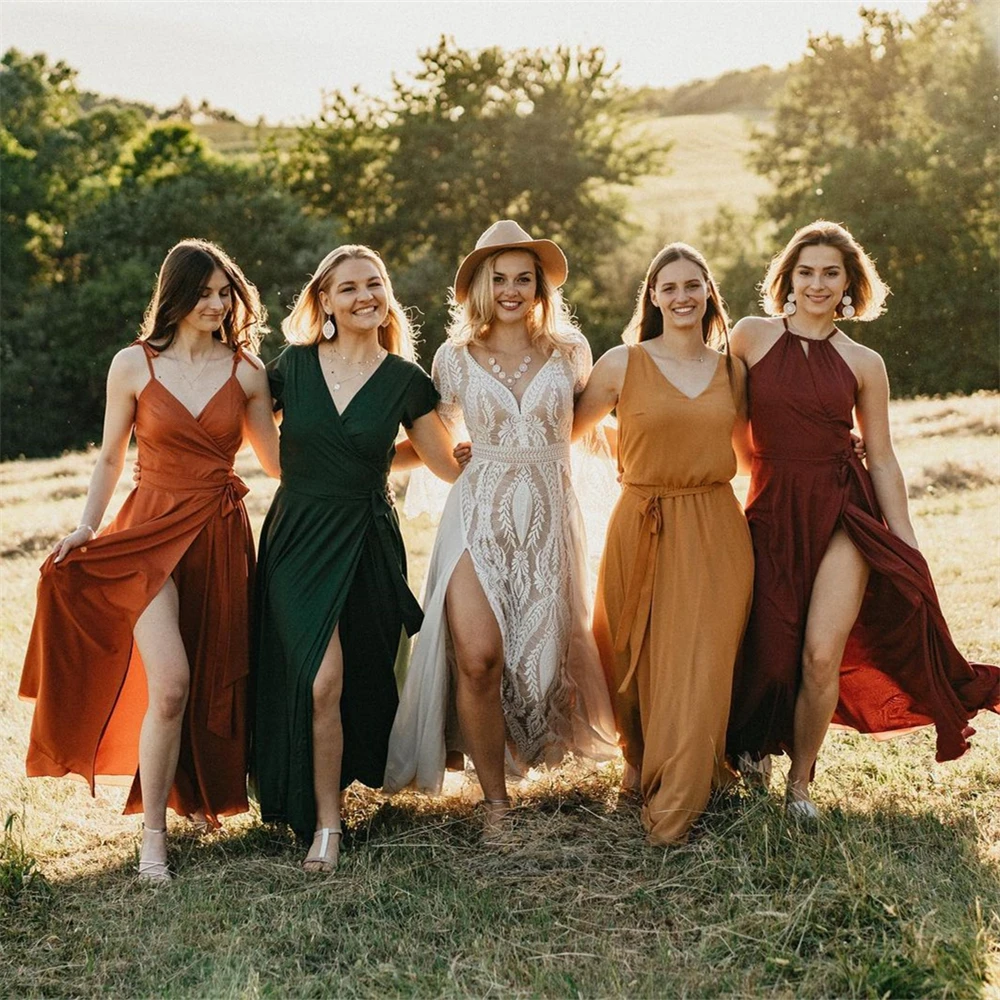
top-left (486, 348), bottom-right (533, 387)
top-left (323, 342), bottom-right (385, 391)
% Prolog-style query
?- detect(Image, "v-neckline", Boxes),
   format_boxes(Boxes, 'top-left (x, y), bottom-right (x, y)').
top-left (315, 345), bottom-right (391, 419)
top-left (144, 375), bottom-right (239, 423)
top-left (468, 348), bottom-right (556, 415)
top-left (637, 345), bottom-right (722, 401)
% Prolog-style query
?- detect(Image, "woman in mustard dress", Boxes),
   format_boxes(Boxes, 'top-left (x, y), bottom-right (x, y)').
top-left (574, 243), bottom-right (754, 844)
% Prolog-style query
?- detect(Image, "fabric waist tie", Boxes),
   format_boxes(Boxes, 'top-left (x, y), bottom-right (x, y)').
top-left (472, 442), bottom-right (571, 466)
top-left (614, 481), bottom-right (727, 694)
top-left (753, 449), bottom-right (855, 489)
top-left (141, 470), bottom-right (249, 517)
top-left (281, 480), bottom-right (423, 636)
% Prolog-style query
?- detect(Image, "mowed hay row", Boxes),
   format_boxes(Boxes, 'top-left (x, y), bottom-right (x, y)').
top-left (1, 393), bottom-right (998, 998)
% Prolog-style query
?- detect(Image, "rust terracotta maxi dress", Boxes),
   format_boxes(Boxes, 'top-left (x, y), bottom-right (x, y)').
top-left (19, 341), bottom-right (256, 825)
top-left (727, 322), bottom-right (999, 764)
top-left (593, 347), bottom-right (754, 844)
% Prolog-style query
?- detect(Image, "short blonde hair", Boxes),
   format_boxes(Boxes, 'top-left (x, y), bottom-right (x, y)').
top-left (445, 248), bottom-right (582, 356)
top-left (762, 220), bottom-right (889, 321)
top-left (282, 245), bottom-right (417, 360)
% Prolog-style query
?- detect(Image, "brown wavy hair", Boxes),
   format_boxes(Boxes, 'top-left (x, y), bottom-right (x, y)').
top-left (140, 239), bottom-right (265, 352)
top-left (761, 220), bottom-right (890, 321)
top-left (623, 243), bottom-right (741, 407)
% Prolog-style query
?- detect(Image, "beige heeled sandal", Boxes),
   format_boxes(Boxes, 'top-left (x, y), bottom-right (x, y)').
top-left (302, 827), bottom-right (342, 873)
top-left (137, 826), bottom-right (172, 883)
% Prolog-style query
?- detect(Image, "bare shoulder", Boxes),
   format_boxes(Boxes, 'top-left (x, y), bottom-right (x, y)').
top-left (835, 332), bottom-right (886, 388)
top-left (593, 343), bottom-right (629, 373)
top-left (108, 343), bottom-right (150, 389)
top-left (236, 349), bottom-right (270, 393)
top-left (730, 316), bottom-right (783, 365)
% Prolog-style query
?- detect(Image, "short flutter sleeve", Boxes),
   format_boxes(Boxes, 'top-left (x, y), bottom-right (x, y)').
top-left (401, 367), bottom-right (440, 429)
top-left (568, 333), bottom-right (594, 396)
top-left (430, 343), bottom-right (464, 425)
top-left (267, 349), bottom-right (290, 413)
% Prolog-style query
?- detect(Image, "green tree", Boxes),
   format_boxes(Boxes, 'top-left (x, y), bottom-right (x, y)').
top-left (714, 1), bottom-right (997, 394)
top-left (2, 123), bottom-right (335, 458)
top-left (278, 38), bottom-right (661, 352)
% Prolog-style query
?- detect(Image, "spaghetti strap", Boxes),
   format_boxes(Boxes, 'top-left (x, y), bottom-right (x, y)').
top-left (782, 319), bottom-right (840, 342)
top-left (134, 339), bottom-right (157, 377)
top-left (231, 346), bottom-right (260, 374)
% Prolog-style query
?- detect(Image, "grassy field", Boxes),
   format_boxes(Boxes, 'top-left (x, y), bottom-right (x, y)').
top-left (2, 393), bottom-right (998, 998)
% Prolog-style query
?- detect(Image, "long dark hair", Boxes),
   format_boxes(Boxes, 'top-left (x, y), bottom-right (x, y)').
top-left (140, 239), bottom-right (265, 352)
top-left (623, 243), bottom-right (741, 406)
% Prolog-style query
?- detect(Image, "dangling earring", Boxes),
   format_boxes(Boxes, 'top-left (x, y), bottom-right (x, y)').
top-left (322, 316), bottom-right (336, 340)
top-left (784, 291), bottom-right (797, 316)
top-left (840, 294), bottom-right (855, 319)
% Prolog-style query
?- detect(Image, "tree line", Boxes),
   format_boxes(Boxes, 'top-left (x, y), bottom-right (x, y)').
top-left (1, 0), bottom-right (995, 459)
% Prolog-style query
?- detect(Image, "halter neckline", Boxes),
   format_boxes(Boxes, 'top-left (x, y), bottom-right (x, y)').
top-left (782, 317), bottom-right (839, 341)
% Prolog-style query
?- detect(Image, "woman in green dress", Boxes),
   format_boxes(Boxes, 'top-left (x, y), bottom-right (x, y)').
top-left (254, 245), bottom-right (461, 872)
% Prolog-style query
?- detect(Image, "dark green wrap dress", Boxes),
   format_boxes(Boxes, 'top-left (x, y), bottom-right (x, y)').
top-left (253, 344), bottom-right (438, 838)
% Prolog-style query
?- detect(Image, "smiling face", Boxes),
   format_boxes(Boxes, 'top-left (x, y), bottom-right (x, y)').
top-left (790, 244), bottom-right (849, 321)
top-left (648, 258), bottom-right (708, 335)
top-left (490, 250), bottom-right (538, 326)
top-left (319, 257), bottom-right (389, 337)
top-left (178, 267), bottom-right (232, 336)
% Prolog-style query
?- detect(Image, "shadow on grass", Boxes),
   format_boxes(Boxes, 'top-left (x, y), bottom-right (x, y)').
top-left (3, 783), bottom-right (996, 998)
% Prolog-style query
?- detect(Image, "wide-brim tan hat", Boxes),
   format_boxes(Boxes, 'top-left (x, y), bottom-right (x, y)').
top-left (454, 220), bottom-right (568, 303)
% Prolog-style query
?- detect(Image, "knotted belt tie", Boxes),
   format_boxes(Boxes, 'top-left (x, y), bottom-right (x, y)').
top-left (614, 480), bottom-right (727, 694)
top-left (141, 470), bottom-right (250, 516)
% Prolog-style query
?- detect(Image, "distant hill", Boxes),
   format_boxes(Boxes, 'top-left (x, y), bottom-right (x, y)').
top-left (632, 65), bottom-right (787, 118)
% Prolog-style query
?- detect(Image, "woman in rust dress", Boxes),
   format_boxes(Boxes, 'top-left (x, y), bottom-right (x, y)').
top-left (19, 240), bottom-right (279, 879)
top-left (574, 244), bottom-right (754, 844)
top-left (726, 220), bottom-right (999, 818)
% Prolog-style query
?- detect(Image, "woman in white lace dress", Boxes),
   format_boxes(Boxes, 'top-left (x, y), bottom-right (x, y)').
top-left (384, 221), bottom-right (617, 820)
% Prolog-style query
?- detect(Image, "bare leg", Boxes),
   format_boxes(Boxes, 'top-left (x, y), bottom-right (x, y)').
top-left (446, 552), bottom-right (508, 815)
top-left (787, 529), bottom-right (870, 804)
top-left (132, 577), bottom-right (190, 875)
top-left (304, 625), bottom-right (344, 871)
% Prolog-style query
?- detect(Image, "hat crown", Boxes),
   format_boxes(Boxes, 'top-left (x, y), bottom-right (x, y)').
top-left (474, 219), bottom-right (535, 252)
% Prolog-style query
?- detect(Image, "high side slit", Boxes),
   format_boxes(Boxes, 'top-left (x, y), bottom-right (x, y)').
top-left (727, 321), bottom-right (999, 764)
top-left (252, 345), bottom-right (438, 840)
top-left (19, 341), bottom-right (256, 825)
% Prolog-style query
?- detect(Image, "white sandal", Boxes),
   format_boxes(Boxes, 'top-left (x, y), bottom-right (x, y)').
top-left (302, 827), bottom-right (342, 873)
top-left (137, 826), bottom-right (172, 883)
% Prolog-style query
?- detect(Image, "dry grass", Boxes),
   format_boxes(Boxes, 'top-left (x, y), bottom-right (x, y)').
top-left (2, 393), bottom-right (998, 998)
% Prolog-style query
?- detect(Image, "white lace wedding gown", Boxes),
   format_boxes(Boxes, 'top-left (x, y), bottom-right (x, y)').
top-left (384, 335), bottom-right (618, 794)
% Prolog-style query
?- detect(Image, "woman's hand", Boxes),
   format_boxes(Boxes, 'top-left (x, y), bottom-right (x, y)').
top-left (53, 525), bottom-right (96, 564)
top-left (453, 441), bottom-right (472, 468)
top-left (132, 460), bottom-right (142, 486)
top-left (850, 432), bottom-right (866, 462)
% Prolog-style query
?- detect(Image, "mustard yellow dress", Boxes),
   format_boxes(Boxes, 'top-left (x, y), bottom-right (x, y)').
top-left (593, 346), bottom-right (753, 844)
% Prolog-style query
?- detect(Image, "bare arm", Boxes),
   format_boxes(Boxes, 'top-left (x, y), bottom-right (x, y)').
top-left (54, 349), bottom-right (140, 562)
top-left (405, 410), bottom-right (462, 484)
top-left (854, 350), bottom-right (918, 549)
top-left (572, 346), bottom-right (628, 443)
top-left (238, 355), bottom-right (281, 479)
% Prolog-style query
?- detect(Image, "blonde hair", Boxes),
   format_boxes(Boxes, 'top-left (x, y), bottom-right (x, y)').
top-left (282, 244), bottom-right (417, 360)
top-left (445, 248), bottom-right (582, 357)
top-left (761, 220), bottom-right (889, 322)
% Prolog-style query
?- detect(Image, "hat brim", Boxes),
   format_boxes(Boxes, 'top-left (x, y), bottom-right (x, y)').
top-left (454, 239), bottom-right (568, 303)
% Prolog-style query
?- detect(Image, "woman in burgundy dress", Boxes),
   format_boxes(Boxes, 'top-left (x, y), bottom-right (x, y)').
top-left (726, 220), bottom-right (998, 819)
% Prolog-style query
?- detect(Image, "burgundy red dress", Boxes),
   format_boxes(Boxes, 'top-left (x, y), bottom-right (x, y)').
top-left (727, 321), bottom-right (998, 764)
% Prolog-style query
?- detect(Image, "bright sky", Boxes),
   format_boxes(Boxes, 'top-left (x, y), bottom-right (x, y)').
top-left (4, 0), bottom-right (933, 123)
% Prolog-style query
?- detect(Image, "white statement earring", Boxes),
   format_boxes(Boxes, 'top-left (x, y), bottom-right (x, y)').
top-left (784, 291), bottom-right (797, 316)
top-left (322, 316), bottom-right (336, 340)
top-left (840, 294), bottom-right (855, 319)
